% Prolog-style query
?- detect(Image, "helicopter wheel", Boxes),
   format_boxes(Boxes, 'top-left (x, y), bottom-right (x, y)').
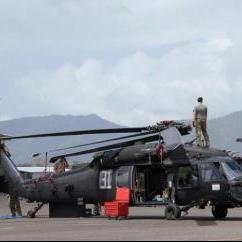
top-left (165, 204), bottom-right (181, 220)
top-left (212, 206), bottom-right (228, 220)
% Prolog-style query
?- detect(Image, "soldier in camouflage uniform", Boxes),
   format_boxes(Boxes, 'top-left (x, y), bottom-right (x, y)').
top-left (193, 97), bottom-right (210, 148)
top-left (9, 194), bottom-right (22, 217)
top-left (8, 184), bottom-right (22, 217)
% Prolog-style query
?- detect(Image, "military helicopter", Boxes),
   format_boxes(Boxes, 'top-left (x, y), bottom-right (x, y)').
top-left (1, 121), bottom-right (242, 220)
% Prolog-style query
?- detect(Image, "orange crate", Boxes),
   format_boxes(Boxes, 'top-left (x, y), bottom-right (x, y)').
top-left (104, 201), bottom-right (129, 218)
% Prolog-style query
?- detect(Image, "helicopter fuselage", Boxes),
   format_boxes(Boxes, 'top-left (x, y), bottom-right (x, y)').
top-left (2, 142), bottom-right (242, 219)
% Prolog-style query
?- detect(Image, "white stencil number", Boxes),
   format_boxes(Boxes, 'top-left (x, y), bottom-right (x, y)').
top-left (99, 170), bottom-right (113, 189)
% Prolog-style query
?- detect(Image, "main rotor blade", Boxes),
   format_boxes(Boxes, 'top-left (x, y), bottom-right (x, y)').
top-left (1, 127), bottom-right (148, 141)
top-left (0, 134), bottom-right (11, 139)
top-left (48, 131), bottom-right (155, 153)
top-left (0, 120), bottom-right (192, 141)
top-left (49, 133), bottom-right (161, 163)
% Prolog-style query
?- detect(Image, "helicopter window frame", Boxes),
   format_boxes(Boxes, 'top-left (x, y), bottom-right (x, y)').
top-left (177, 166), bottom-right (199, 188)
top-left (200, 162), bottom-right (225, 182)
top-left (221, 160), bottom-right (242, 181)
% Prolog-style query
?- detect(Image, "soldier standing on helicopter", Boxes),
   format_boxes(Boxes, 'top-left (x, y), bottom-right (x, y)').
top-left (193, 97), bottom-right (210, 148)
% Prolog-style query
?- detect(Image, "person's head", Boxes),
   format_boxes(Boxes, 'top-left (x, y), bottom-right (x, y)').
top-left (197, 97), bottom-right (203, 103)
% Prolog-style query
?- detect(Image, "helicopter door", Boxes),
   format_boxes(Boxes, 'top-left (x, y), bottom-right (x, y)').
top-left (199, 162), bottom-right (227, 202)
top-left (134, 171), bottom-right (145, 203)
top-left (175, 166), bottom-right (200, 205)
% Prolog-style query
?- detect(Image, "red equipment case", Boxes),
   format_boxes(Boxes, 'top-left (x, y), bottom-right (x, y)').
top-left (104, 188), bottom-right (130, 219)
top-left (116, 187), bottom-right (131, 202)
top-left (104, 201), bottom-right (129, 218)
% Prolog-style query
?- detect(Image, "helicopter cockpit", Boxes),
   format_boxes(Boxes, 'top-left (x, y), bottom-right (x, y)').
top-left (188, 157), bottom-right (242, 182)
top-left (200, 158), bottom-right (242, 182)
top-left (221, 160), bottom-right (242, 182)
top-left (175, 157), bottom-right (242, 206)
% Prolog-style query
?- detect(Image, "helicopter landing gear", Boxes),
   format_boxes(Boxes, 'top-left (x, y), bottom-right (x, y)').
top-left (27, 203), bottom-right (45, 218)
top-left (212, 206), bottom-right (228, 220)
top-left (165, 204), bottom-right (181, 220)
top-left (92, 203), bottom-right (101, 216)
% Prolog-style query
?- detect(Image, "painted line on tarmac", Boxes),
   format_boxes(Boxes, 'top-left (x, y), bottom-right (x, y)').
top-left (209, 238), bottom-right (242, 241)
top-left (72, 222), bottom-right (108, 226)
top-left (0, 227), bottom-right (14, 230)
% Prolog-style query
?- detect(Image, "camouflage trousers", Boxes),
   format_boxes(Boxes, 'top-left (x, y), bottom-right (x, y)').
top-left (9, 194), bottom-right (22, 217)
top-left (195, 119), bottom-right (210, 147)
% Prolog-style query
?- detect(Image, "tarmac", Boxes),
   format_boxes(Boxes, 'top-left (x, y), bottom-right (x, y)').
top-left (1, 194), bottom-right (242, 241)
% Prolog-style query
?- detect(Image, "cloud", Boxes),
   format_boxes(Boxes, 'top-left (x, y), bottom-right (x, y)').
top-left (0, 115), bottom-right (12, 122)
top-left (0, 0), bottom-right (241, 52)
top-left (1, 0), bottom-right (242, 126)
top-left (15, 37), bottom-right (241, 126)
top-left (207, 39), bottom-right (234, 52)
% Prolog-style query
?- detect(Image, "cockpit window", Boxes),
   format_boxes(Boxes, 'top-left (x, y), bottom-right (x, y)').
top-left (221, 161), bottom-right (242, 181)
top-left (177, 166), bottom-right (198, 187)
top-left (201, 163), bottom-right (222, 182)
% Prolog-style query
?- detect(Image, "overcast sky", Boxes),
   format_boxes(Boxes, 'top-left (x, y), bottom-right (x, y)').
top-left (1, 0), bottom-right (242, 126)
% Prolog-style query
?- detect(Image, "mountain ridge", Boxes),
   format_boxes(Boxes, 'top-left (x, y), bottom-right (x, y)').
top-left (0, 112), bottom-right (242, 164)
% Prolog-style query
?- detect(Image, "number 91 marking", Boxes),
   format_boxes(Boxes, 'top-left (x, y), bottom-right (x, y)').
top-left (99, 170), bottom-right (113, 189)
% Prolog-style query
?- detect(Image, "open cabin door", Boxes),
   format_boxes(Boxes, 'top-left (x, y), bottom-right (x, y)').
top-left (132, 166), bottom-right (167, 205)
